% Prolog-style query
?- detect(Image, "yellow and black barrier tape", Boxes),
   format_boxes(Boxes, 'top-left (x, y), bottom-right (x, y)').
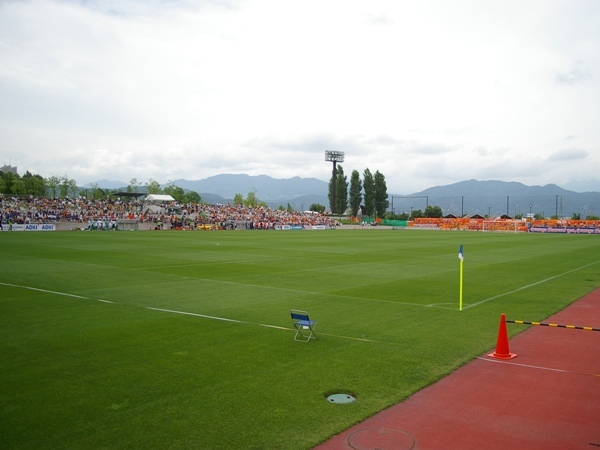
top-left (507, 319), bottom-right (600, 332)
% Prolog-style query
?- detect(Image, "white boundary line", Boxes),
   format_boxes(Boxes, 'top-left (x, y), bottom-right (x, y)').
top-left (0, 279), bottom-right (446, 311)
top-left (2, 259), bottom-right (599, 317)
top-left (146, 307), bottom-right (246, 324)
top-left (146, 307), bottom-right (401, 345)
top-left (0, 282), bottom-right (399, 345)
top-left (477, 356), bottom-right (600, 377)
top-left (143, 276), bottom-right (429, 309)
top-left (138, 260), bottom-right (600, 311)
top-left (477, 356), bottom-right (570, 373)
top-left (137, 256), bottom-right (290, 271)
top-left (0, 282), bottom-right (115, 303)
top-left (462, 260), bottom-right (600, 310)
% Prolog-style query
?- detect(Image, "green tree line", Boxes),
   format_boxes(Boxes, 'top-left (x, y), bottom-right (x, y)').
top-left (0, 171), bottom-right (202, 204)
top-left (326, 166), bottom-right (390, 218)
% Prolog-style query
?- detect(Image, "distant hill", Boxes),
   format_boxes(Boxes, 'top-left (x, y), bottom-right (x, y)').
top-left (85, 175), bottom-right (599, 218)
top-left (82, 179), bottom-right (128, 190)
top-left (85, 174), bottom-right (329, 210)
top-left (392, 179), bottom-right (599, 218)
top-left (172, 174), bottom-right (327, 200)
top-left (172, 174), bottom-right (329, 210)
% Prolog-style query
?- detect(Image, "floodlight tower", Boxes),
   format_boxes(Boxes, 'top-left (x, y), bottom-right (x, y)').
top-left (325, 150), bottom-right (345, 214)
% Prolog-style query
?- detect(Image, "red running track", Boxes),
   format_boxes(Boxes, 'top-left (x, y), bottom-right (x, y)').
top-left (315, 289), bottom-right (600, 450)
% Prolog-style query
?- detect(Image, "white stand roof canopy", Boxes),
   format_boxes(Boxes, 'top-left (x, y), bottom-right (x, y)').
top-left (145, 194), bottom-right (175, 202)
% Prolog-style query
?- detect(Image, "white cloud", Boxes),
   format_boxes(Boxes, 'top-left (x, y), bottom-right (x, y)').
top-left (548, 148), bottom-right (589, 161)
top-left (1, 0), bottom-right (599, 194)
top-left (556, 65), bottom-right (593, 85)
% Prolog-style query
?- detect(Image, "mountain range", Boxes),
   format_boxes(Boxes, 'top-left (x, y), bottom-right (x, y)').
top-left (400, 180), bottom-right (598, 218)
top-left (86, 176), bottom-right (600, 218)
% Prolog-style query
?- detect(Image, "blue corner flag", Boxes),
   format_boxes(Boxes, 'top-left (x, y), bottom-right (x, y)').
top-left (458, 245), bottom-right (464, 261)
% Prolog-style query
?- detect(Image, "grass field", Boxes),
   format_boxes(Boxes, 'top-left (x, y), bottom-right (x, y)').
top-left (1, 228), bottom-right (599, 449)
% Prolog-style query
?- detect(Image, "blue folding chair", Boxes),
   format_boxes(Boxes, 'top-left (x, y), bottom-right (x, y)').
top-left (290, 309), bottom-right (317, 342)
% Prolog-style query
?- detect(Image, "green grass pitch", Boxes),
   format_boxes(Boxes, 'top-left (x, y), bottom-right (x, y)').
top-left (1, 229), bottom-right (599, 449)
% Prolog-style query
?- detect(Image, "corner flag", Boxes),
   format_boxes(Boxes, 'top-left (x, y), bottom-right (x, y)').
top-left (458, 245), bottom-right (464, 311)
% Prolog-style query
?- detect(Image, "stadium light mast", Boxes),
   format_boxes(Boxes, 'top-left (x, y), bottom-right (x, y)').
top-left (325, 150), bottom-right (345, 214)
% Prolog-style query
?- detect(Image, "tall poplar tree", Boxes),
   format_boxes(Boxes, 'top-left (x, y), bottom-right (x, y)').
top-left (349, 170), bottom-right (362, 217)
top-left (328, 171), bottom-right (335, 213)
top-left (335, 165), bottom-right (348, 215)
top-left (363, 168), bottom-right (375, 217)
top-left (374, 170), bottom-right (389, 218)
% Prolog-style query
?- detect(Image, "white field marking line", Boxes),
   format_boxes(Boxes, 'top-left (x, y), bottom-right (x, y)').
top-left (0, 280), bottom-right (431, 318)
top-left (0, 281), bottom-right (416, 346)
top-left (143, 259), bottom-right (469, 310)
top-left (146, 307), bottom-right (246, 324)
top-left (174, 278), bottom-right (432, 309)
top-left (463, 260), bottom-right (600, 310)
top-left (0, 282), bottom-right (88, 299)
top-left (317, 332), bottom-right (403, 346)
top-left (128, 272), bottom-right (426, 308)
top-left (135, 256), bottom-right (290, 271)
top-left (115, 259), bottom-right (448, 309)
top-left (477, 356), bottom-right (600, 377)
top-left (147, 307), bottom-right (292, 331)
top-left (0, 278), bottom-right (463, 311)
top-left (146, 307), bottom-right (402, 345)
top-left (134, 251), bottom-right (357, 271)
top-left (426, 302), bottom-right (458, 310)
top-left (1, 282), bottom-right (295, 331)
top-left (0, 281), bottom-right (114, 303)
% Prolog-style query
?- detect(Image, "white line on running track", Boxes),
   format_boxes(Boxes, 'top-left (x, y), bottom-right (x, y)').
top-left (477, 356), bottom-right (569, 373)
top-left (477, 356), bottom-right (600, 377)
top-left (463, 260), bottom-right (600, 310)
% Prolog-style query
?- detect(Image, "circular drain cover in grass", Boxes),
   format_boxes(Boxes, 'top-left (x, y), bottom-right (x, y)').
top-left (327, 393), bottom-right (355, 404)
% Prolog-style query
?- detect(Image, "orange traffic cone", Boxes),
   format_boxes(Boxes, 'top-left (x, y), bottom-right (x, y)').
top-left (488, 313), bottom-right (517, 359)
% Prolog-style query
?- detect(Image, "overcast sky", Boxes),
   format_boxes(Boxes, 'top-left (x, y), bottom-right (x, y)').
top-left (1, 0), bottom-right (599, 194)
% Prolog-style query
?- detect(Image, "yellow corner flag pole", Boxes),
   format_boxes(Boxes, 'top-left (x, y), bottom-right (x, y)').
top-left (458, 245), bottom-right (464, 311)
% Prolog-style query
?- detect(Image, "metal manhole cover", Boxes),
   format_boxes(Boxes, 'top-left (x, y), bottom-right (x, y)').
top-left (326, 393), bottom-right (356, 404)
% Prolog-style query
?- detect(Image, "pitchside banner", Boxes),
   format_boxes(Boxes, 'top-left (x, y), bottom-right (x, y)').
top-left (276, 225), bottom-right (329, 230)
top-left (10, 224), bottom-right (57, 232)
top-left (529, 226), bottom-right (600, 234)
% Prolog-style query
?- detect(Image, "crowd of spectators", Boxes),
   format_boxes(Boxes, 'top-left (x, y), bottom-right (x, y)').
top-left (0, 196), bottom-right (144, 225)
top-left (0, 195), bottom-right (336, 230)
